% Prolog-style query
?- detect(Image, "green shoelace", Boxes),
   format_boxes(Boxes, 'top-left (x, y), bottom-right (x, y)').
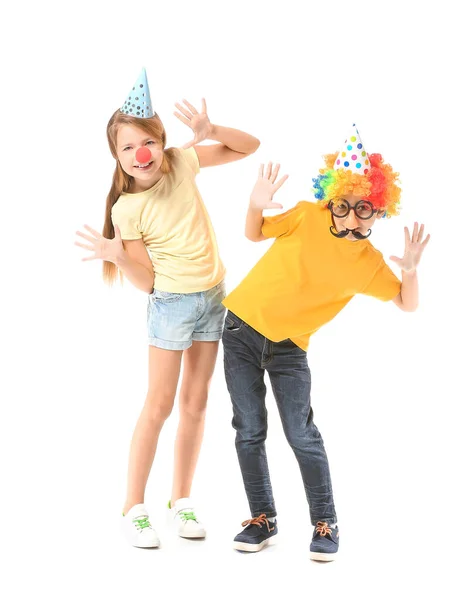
top-left (179, 511), bottom-right (197, 522)
top-left (133, 516), bottom-right (151, 530)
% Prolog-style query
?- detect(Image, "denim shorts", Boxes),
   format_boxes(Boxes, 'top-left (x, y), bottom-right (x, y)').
top-left (147, 280), bottom-right (227, 350)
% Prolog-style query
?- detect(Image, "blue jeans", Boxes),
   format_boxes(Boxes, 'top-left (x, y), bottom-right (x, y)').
top-left (222, 311), bottom-right (337, 524)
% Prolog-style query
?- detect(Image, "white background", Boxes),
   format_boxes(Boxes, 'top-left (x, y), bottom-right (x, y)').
top-left (1, 1), bottom-right (459, 598)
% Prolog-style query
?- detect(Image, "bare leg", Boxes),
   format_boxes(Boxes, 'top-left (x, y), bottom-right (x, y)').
top-left (170, 340), bottom-right (219, 505)
top-left (123, 346), bottom-right (182, 514)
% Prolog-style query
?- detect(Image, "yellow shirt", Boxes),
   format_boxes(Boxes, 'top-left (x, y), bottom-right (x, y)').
top-left (223, 201), bottom-right (401, 350)
top-left (111, 148), bottom-right (225, 293)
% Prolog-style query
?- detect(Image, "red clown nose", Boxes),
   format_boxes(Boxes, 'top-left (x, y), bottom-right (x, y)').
top-left (136, 147), bottom-right (152, 164)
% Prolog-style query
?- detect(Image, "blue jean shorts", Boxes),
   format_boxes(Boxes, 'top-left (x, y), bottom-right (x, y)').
top-left (147, 280), bottom-right (227, 350)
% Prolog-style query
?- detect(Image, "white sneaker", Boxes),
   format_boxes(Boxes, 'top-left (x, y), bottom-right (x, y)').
top-left (168, 498), bottom-right (206, 539)
top-left (121, 504), bottom-right (160, 548)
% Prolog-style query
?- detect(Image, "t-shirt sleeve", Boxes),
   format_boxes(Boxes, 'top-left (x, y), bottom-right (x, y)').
top-left (361, 259), bottom-right (401, 302)
top-left (262, 202), bottom-right (307, 239)
top-left (111, 202), bottom-right (142, 240)
top-left (178, 147), bottom-right (200, 175)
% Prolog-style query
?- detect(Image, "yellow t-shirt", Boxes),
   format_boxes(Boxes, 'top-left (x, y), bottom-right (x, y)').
top-left (111, 148), bottom-right (225, 293)
top-left (223, 201), bottom-right (401, 350)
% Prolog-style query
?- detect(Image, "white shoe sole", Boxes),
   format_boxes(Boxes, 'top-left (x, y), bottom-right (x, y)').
top-left (310, 551), bottom-right (336, 562)
top-left (179, 530), bottom-right (206, 539)
top-left (233, 534), bottom-right (278, 552)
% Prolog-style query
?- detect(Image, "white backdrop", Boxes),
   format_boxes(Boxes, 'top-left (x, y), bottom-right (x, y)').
top-left (1, 1), bottom-right (459, 598)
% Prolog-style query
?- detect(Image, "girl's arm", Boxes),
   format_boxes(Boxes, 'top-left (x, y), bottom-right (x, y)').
top-left (117, 239), bottom-right (155, 293)
top-left (75, 225), bottom-right (154, 293)
top-left (174, 98), bottom-right (260, 167)
top-left (195, 125), bottom-right (260, 167)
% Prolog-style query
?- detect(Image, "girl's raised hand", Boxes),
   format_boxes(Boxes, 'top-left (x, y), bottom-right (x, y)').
top-left (390, 222), bottom-right (430, 272)
top-left (174, 98), bottom-right (212, 149)
top-left (75, 224), bottom-right (124, 264)
top-left (249, 163), bottom-right (288, 211)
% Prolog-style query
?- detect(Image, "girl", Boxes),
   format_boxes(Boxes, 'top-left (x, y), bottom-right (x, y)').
top-left (75, 69), bottom-right (259, 547)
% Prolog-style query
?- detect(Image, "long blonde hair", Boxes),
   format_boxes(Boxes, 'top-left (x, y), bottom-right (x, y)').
top-left (103, 110), bottom-right (176, 285)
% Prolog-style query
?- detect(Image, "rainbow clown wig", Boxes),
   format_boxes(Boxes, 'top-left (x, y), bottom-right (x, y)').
top-left (312, 125), bottom-right (401, 218)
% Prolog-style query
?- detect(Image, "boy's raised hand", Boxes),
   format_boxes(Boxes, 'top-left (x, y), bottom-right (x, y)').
top-left (390, 222), bottom-right (430, 272)
top-left (75, 224), bottom-right (124, 264)
top-left (250, 163), bottom-right (288, 210)
top-left (174, 98), bottom-right (212, 149)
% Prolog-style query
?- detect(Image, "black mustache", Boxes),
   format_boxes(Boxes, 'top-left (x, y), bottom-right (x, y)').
top-left (329, 226), bottom-right (371, 239)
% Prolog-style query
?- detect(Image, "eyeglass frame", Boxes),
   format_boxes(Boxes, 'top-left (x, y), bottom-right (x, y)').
top-left (328, 199), bottom-right (378, 221)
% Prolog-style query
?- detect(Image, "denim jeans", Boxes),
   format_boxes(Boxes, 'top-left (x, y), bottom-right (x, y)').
top-left (222, 311), bottom-right (337, 524)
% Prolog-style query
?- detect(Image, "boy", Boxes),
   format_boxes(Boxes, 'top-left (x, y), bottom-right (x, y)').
top-left (222, 125), bottom-right (430, 560)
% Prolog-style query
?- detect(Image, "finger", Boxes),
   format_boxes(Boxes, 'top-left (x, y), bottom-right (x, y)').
top-left (259, 164), bottom-right (264, 178)
top-left (201, 98), bottom-right (207, 114)
top-left (76, 230), bottom-right (96, 243)
top-left (182, 139), bottom-right (196, 149)
top-left (273, 173), bottom-right (289, 192)
top-left (174, 103), bottom-right (193, 119)
top-left (404, 226), bottom-right (410, 246)
top-left (174, 111), bottom-right (190, 126)
top-left (412, 221), bottom-right (418, 243)
top-left (114, 224), bottom-right (121, 239)
top-left (422, 233), bottom-right (431, 247)
top-left (81, 256), bottom-right (96, 262)
top-left (265, 202), bottom-right (283, 209)
top-left (83, 224), bottom-right (102, 238)
top-left (264, 162), bottom-right (273, 180)
top-left (417, 223), bottom-right (425, 243)
top-left (182, 99), bottom-right (198, 114)
top-left (389, 256), bottom-right (403, 266)
top-left (75, 241), bottom-right (94, 251)
top-left (270, 163), bottom-right (280, 183)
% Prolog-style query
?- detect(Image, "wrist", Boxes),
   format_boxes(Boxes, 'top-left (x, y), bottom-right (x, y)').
top-left (113, 249), bottom-right (128, 267)
top-left (208, 123), bottom-right (218, 139)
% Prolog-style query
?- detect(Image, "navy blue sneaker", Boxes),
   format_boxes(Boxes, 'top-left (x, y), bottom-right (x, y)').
top-left (310, 521), bottom-right (339, 561)
top-left (233, 514), bottom-right (278, 552)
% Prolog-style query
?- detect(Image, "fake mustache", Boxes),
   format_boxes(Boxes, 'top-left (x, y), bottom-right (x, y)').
top-left (329, 226), bottom-right (372, 240)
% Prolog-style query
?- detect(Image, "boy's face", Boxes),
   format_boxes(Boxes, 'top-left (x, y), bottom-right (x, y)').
top-left (331, 194), bottom-right (385, 241)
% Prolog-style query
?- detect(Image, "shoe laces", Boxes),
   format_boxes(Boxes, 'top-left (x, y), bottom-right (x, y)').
top-left (133, 516), bottom-right (151, 531)
top-left (315, 521), bottom-right (332, 537)
top-left (179, 510), bottom-right (198, 522)
top-left (241, 513), bottom-right (274, 533)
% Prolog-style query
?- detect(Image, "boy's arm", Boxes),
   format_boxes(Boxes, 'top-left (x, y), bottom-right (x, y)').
top-left (392, 270), bottom-right (418, 312)
top-left (245, 163), bottom-right (288, 242)
top-left (390, 223), bottom-right (430, 312)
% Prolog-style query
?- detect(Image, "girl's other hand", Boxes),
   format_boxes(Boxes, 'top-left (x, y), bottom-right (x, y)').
top-left (249, 163), bottom-right (288, 211)
top-left (75, 224), bottom-right (124, 264)
top-left (174, 98), bottom-right (213, 149)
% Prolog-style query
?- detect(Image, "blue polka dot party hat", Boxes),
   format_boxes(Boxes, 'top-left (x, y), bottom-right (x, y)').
top-left (334, 124), bottom-right (370, 175)
top-left (120, 68), bottom-right (155, 118)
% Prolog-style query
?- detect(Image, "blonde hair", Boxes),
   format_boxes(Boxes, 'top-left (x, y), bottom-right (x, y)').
top-left (102, 110), bottom-right (176, 285)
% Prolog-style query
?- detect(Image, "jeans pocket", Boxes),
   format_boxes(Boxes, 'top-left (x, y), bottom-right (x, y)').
top-left (224, 313), bottom-right (243, 332)
top-left (153, 290), bottom-right (184, 303)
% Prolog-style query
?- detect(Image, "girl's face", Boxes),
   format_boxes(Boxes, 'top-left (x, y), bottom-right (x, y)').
top-left (116, 124), bottom-right (164, 189)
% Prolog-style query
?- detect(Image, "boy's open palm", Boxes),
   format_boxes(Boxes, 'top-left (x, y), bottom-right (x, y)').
top-left (250, 163), bottom-right (288, 210)
top-left (390, 222), bottom-right (430, 272)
